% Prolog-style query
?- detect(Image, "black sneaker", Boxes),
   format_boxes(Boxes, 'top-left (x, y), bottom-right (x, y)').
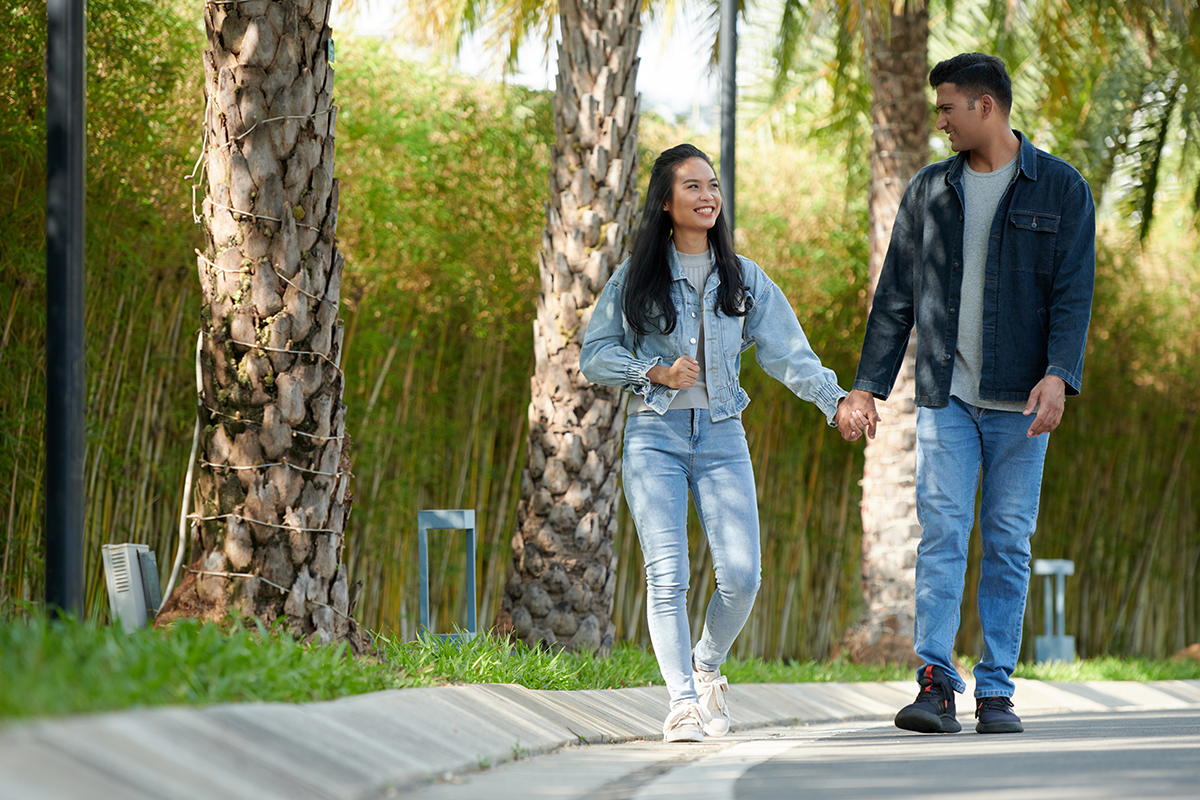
top-left (975, 696), bottom-right (1024, 733)
top-left (894, 665), bottom-right (962, 733)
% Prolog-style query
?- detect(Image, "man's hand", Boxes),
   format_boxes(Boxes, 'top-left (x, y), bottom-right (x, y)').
top-left (648, 356), bottom-right (699, 389)
top-left (837, 389), bottom-right (881, 442)
top-left (1024, 375), bottom-right (1067, 437)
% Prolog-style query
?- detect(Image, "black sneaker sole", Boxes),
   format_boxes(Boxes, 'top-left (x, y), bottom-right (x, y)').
top-left (895, 707), bottom-right (962, 734)
top-left (976, 720), bottom-right (1024, 734)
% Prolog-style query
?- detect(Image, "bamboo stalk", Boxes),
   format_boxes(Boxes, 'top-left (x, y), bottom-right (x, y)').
top-left (0, 286), bottom-right (22, 368)
top-left (1, 372), bottom-right (34, 602)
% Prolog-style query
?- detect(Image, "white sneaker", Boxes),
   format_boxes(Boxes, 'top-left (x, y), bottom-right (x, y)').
top-left (694, 669), bottom-right (730, 737)
top-left (662, 702), bottom-right (705, 743)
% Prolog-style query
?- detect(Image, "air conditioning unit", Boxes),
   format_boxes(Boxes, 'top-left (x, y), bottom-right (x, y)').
top-left (101, 544), bottom-right (163, 629)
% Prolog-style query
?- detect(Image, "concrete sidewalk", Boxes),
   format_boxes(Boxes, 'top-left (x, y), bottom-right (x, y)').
top-left (2, 678), bottom-right (1198, 800)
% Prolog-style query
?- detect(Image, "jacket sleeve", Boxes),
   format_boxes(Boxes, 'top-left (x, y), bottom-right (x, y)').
top-left (579, 271), bottom-right (662, 390)
top-left (743, 265), bottom-right (846, 425)
top-left (1044, 176), bottom-right (1095, 395)
top-left (852, 177), bottom-right (919, 400)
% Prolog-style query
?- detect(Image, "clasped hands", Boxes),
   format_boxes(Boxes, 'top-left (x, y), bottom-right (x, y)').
top-left (836, 389), bottom-right (880, 442)
top-left (652, 359), bottom-right (882, 442)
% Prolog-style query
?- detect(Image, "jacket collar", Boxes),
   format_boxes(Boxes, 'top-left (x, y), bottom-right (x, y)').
top-left (946, 129), bottom-right (1037, 185)
top-left (667, 239), bottom-right (716, 284)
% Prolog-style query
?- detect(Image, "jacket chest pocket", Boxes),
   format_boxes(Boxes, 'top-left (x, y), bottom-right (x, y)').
top-left (1009, 210), bottom-right (1060, 274)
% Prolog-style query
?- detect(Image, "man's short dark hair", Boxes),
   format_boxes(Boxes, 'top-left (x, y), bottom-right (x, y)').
top-left (929, 53), bottom-right (1012, 115)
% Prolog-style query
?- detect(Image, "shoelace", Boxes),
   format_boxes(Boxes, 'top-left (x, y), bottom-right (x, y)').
top-left (919, 682), bottom-right (949, 700)
top-left (916, 680), bottom-right (954, 712)
top-left (976, 696), bottom-right (1014, 718)
top-left (666, 704), bottom-right (704, 730)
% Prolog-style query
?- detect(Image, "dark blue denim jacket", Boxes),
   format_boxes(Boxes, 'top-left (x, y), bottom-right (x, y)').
top-left (853, 131), bottom-right (1095, 407)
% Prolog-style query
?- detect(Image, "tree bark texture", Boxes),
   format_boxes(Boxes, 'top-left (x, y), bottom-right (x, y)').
top-left (497, 0), bottom-right (642, 655)
top-left (839, 4), bottom-right (929, 666)
top-left (157, 0), bottom-right (363, 651)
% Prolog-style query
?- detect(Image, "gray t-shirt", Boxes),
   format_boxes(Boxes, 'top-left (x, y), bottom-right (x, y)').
top-left (629, 248), bottom-right (714, 414)
top-left (951, 155), bottom-right (1028, 412)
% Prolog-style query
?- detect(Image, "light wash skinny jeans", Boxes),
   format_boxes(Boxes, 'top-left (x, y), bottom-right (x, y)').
top-left (622, 409), bottom-right (762, 708)
top-left (914, 397), bottom-right (1050, 698)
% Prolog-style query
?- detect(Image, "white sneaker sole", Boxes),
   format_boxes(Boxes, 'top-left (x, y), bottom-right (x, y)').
top-left (664, 726), bottom-right (704, 743)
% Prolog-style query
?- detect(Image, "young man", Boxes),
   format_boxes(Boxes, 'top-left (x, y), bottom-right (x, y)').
top-left (839, 53), bottom-right (1096, 734)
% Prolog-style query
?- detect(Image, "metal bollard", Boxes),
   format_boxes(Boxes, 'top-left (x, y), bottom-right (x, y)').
top-left (1033, 558), bottom-right (1075, 663)
top-left (417, 509), bottom-right (477, 642)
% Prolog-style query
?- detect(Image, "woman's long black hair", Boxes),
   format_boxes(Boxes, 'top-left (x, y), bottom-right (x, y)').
top-left (622, 144), bottom-right (746, 335)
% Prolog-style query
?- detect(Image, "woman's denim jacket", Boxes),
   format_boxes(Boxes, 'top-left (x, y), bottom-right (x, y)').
top-left (580, 244), bottom-right (846, 424)
top-left (853, 132), bottom-right (1095, 407)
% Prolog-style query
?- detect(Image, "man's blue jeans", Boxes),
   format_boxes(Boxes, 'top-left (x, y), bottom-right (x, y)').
top-left (622, 409), bottom-right (762, 708)
top-left (914, 397), bottom-right (1050, 698)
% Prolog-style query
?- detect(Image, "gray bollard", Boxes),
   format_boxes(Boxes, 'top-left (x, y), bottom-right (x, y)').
top-left (1033, 558), bottom-right (1075, 663)
top-left (417, 509), bottom-right (478, 643)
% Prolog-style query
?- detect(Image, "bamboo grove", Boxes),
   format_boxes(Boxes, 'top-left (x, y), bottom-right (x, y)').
top-left (1, 2), bottom-right (1197, 660)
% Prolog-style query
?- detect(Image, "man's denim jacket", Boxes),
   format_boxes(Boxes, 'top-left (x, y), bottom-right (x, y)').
top-left (853, 131), bottom-right (1096, 407)
top-left (580, 244), bottom-right (846, 424)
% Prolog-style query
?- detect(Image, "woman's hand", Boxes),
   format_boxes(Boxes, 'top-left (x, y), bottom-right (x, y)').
top-left (836, 390), bottom-right (880, 441)
top-left (648, 356), bottom-right (699, 389)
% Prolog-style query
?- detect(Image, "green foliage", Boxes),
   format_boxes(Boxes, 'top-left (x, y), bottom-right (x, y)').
top-left (0, 0), bottom-right (203, 613)
top-left (337, 38), bottom-right (550, 340)
top-left (5, 617), bottom-right (1192, 722)
top-left (1015, 656), bottom-right (1200, 683)
top-left (379, 628), bottom-right (917, 689)
top-left (378, 628), bottom-right (663, 690)
top-left (0, 612), bottom-right (419, 721)
top-left (0, 4), bottom-right (1196, 666)
top-left (331, 39), bottom-right (554, 640)
top-left (722, 654), bottom-right (912, 684)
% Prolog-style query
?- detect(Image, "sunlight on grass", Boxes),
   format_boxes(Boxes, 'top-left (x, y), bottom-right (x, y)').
top-left (0, 613), bottom-right (419, 721)
top-left (2, 615), bottom-right (1195, 722)
top-left (1015, 656), bottom-right (1200, 682)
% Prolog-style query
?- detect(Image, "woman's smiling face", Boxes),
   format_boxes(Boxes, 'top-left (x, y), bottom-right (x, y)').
top-left (664, 157), bottom-right (721, 236)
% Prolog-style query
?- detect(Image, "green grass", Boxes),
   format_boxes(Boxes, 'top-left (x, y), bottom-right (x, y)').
top-left (0, 614), bottom-right (421, 721)
top-left (378, 629), bottom-right (916, 689)
top-left (2, 616), bottom-right (1197, 722)
top-left (1014, 656), bottom-right (1200, 682)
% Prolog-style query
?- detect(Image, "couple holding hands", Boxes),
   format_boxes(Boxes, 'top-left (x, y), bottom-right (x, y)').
top-left (579, 52), bottom-right (1096, 742)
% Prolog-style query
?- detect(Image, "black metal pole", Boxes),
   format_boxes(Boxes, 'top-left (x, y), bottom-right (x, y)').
top-left (719, 0), bottom-right (737, 238)
top-left (45, 0), bottom-right (87, 617)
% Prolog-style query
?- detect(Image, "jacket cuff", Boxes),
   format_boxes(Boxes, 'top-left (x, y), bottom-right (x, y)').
top-left (814, 383), bottom-right (849, 426)
top-left (1044, 365), bottom-right (1081, 395)
top-left (625, 356), bottom-right (662, 388)
top-left (852, 378), bottom-right (891, 400)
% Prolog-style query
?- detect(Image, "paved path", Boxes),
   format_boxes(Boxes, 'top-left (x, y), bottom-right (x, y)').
top-left (1, 678), bottom-right (1198, 799)
top-left (410, 710), bottom-right (1200, 799)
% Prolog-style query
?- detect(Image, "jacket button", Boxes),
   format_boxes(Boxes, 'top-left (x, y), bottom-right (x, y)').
top-left (943, 353), bottom-right (951, 362)
top-left (690, 338), bottom-right (697, 344)
top-left (692, 312), bottom-right (697, 318)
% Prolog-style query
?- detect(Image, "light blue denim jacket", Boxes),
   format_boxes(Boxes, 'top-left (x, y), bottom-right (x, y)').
top-left (580, 244), bottom-right (846, 424)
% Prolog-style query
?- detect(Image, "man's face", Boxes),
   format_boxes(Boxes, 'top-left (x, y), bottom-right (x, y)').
top-left (934, 82), bottom-right (983, 152)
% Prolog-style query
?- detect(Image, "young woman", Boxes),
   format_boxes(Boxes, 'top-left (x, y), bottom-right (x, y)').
top-left (580, 144), bottom-right (851, 742)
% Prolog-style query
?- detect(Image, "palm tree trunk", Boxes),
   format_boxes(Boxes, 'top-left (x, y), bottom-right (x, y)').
top-left (839, 3), bottom-right (928, 665)
top-left (157, 0), bottom-right (364, 651)
top-left (496, 0), bottom-right (642, 655)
